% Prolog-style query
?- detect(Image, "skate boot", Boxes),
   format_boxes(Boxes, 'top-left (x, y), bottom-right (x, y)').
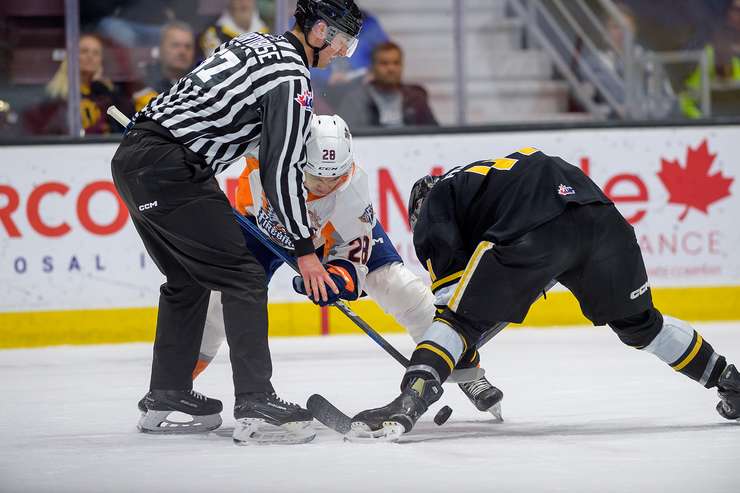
top-left (232, 392), bottom-right (316, 445)
top-left (459, 376), bottom-right (504, 421)
top-left (137, 389), bottom-right (223, 434)
top-left (716, 364), bottom-right (740, 421)
top-left (349, 376), bottom-right (443, 442)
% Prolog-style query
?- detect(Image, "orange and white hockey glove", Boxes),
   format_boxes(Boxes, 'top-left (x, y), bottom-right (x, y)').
top-left (293, 259), bottom-right (359, 306)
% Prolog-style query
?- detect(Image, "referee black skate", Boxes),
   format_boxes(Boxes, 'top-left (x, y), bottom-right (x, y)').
top-left (113, 0), bottom-right (363, 444)
top-left (349, 147), bottom-right (740, 440)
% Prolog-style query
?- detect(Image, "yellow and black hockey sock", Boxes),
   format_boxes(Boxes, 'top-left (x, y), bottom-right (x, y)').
top-left (642, 315), bottom-right (726, 388)
top-left (402, 319), bottom-right (467, 388)
top-left (668, 331), bottom-right (726, 387)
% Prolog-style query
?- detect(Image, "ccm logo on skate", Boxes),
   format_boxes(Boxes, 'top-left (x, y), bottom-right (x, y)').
top-left (630, 281), bottom-right (650, 300)
top-left (138, 201), bottom-right (158, 211)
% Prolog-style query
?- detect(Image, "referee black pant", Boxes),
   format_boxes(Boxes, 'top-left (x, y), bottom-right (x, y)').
top-left (111, 121), bottom-right (273, 395)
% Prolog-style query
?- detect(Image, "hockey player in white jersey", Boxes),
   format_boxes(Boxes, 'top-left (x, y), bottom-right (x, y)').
top-left (184, 115), bottom-right (504, 443)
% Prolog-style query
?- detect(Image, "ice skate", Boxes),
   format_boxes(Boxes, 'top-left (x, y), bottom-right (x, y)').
top-left (232, 392), bottom-right (316, 445)
top-left (716, 364), bottom-right (740, 421)
top-left (137, 389), bottom-right (223, 434)
top-left (458, 375), bottom-right (504, 421)
top-left (348, 377), bottom-right (443, 442)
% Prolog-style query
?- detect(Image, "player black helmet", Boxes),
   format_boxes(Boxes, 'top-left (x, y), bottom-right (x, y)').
top-left (408, 175), bottom-right (441, 232)
top-left (295, 0), bottom-right (363, 66)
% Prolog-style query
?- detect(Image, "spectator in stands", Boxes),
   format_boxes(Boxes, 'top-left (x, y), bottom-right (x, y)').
top-left (199, 0), bottom-right (269, 59)
top-left (337, 41), bottom-right (438, 128)
top-left (133, 21), bottom-right (196, 112)
top-left (23, 34), bottom-right (133, 136)
top-left (680, 0), bottom-right (740, 118)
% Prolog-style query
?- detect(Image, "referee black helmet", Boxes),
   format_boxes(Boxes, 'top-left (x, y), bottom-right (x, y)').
top-left (295, 0), bottom-right (364, 65)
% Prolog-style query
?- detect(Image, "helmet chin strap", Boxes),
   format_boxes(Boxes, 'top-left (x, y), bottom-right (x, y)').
top-left (306, 38), bottom-right (329, 67)
top-left (304, 22), bottom-right (331, 67)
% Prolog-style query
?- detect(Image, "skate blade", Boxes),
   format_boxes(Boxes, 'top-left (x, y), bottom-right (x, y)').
top-left (137, 410), bottom-right (222, 434)
top-left (345, 421), bottom-right (405, 443)
top-left (487, 401), bottom-right (504, 422)
top-left (233, 418), bottom-right (316, 445)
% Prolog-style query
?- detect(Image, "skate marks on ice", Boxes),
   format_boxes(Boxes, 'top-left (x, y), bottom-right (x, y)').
top-left (398, 418), bottom-right (731, 445)
top-left (214, 418), bottom-right (730, 446)
top-left (7, 418), bottom-right (730, 454)
top-left (6, 427), bottom-right (230, 458)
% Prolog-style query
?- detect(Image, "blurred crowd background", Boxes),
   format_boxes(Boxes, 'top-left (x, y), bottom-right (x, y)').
top-left (0, 0), bottom-right (738, 138)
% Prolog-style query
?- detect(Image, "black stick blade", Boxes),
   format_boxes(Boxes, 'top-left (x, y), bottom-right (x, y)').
top-left (307, 394), bottom-right (352, 435)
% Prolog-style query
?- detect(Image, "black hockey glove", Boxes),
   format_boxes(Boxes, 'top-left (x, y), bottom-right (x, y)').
top-left (293, 259), bottom-right (359, 306)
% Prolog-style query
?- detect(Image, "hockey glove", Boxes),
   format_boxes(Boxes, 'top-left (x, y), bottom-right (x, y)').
top-left (293, 259), bottom-right (359, 306)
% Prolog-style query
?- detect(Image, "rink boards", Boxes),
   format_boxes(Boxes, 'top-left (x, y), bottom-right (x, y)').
top-left (1, 124), bottom-right (739, 347)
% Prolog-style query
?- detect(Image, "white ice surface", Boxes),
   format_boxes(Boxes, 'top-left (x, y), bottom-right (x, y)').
top-left (1, 324), bottom-right (740, 493)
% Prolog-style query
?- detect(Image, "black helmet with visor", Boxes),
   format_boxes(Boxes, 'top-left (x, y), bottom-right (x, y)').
top-left (295, 0), bottom-right (363, 66)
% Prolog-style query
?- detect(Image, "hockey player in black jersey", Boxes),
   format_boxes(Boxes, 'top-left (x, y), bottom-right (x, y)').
top-left (115, 0), bottom-right (364, 442)
top-left (349, 147), bottom-right (740, 440)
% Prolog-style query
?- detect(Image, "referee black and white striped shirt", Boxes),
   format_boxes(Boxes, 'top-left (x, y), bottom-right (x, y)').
top-left (135, 31), bottom-right (315, 255)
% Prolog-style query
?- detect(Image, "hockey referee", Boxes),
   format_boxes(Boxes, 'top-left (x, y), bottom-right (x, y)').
top-left (111, 0), bottom-right (363, 442)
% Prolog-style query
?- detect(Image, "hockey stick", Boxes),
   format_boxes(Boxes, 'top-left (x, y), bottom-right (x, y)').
top-left (232, 210), bottom-right (411, 367)
top-left (107, 105), bottom-right (134, 132)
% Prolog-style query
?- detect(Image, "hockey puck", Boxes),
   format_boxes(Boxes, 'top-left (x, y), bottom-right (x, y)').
top-left (433, 405), bottom-right (453, 426)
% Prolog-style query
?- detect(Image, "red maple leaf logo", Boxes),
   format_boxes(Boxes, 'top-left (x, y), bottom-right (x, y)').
top-left (656, 139), bottom-right (734, 221)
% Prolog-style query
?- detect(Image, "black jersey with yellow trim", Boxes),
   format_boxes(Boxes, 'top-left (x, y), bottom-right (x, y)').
top-left (413, 147), bottom-right (612, 288)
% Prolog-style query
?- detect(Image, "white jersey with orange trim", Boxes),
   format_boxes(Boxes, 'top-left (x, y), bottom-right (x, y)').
top-left (235, 156), bottom-right (376, 290)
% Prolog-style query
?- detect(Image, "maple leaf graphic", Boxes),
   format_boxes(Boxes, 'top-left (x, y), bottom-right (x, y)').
top-left (656, 139), bottom-right (734, 221)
